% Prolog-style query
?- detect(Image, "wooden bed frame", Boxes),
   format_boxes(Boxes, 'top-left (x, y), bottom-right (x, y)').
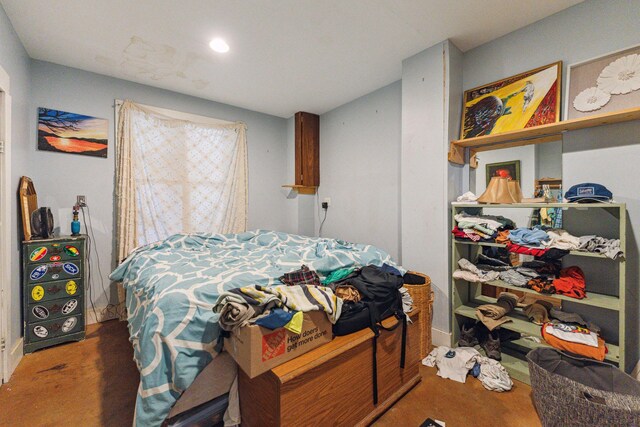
top-left (239, 310), bottom-right (421, 426)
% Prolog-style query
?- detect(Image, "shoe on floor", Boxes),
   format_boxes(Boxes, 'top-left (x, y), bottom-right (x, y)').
top-left (458, 322), bottom-right (480, 347)
top-left (480, 330), bottom-right (502, 361)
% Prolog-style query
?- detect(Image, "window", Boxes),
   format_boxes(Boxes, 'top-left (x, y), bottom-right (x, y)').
top-left (115, 100), bottom-right (247, 258)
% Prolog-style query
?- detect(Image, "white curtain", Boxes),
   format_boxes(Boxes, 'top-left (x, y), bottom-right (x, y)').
top-left (115, 100), bottom-right (247, 308)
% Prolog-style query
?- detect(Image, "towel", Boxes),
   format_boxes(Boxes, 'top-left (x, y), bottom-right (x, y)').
top-left (524, 300), bottom-right (553, 325)
top-left (213, 293), bottom-right (257, 332)
top-left (476, 292), bottom-right (518, 331)
top-left (257, 284), bottom-right (343, 324)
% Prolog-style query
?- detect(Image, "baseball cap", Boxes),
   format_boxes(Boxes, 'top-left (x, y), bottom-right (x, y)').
top-left (565, 183), bottom-right (613, 203)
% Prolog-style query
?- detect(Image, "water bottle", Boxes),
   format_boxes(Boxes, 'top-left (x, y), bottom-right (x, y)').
top-left (71, 206), bottom-right (81, 235)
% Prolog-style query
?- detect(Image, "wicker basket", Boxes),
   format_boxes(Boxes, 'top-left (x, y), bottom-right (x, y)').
top-left (527, 348), bottom-right (640, 426)
top-left (403, 271), bottom-right (433, 359)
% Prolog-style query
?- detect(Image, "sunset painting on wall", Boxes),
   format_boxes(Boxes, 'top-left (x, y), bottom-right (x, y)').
top-left (37, 108), bottom-right (108, 158)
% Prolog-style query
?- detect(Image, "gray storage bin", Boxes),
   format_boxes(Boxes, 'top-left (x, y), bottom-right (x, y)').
top-left (527, 348), bottom-right (640, 426)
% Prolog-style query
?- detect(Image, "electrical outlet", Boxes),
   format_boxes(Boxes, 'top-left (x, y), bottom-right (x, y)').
top-left (77, 195), bottom-right (87, 207)
top-left (323, 197), bottom-right (331, 207)
top-left (321, 202), bottom-right (329, 210)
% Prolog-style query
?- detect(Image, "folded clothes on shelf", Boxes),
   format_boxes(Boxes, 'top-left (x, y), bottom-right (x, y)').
top-left (578, 235), bottom-right (624, 259)
top-left (452, 226), bottom-right (495, 242)
top-left (524, 300), bottom-right (553, 325)
top-left (475, 292), bottom-right (519, 331)
top-left (544, 323), bottom-right (599, 347)
top-left (459, 221), bottom-right (624, 260)
top-left (537, 248), bottom-right (570, 261)
top-left (553, 266), bottom-right (586, 299)
top-left (506, 242), bottom-right (548, 257)
top-left (508, 227), bottom-right (549, 246)
top-left (495, 230), bottom-right (510, 244)
top-left (499, 269), bottom-right (529, 287)
top-left (541, 322), bottom-right (607, 361)
top-left (453, 258), bottom-right (499, 283)
top-left (456, 191), bottom-right (479, 203)
top-left (462, 227), bottom-right (495, 240)
top-left (476, 252), bottom-right (513, 272)
top-left (550, 307), bottom-right (601, 333)
top-left (454, 212), bottom-right (515, 231)
top-left (497, 266), bottom-right (544, 288)
top-left (527, 278), bottom-right (555, 294)
top-left (542, 229), bottom-right (581, 251)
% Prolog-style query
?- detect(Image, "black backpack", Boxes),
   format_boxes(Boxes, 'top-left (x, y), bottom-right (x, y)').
top-left (332, 265), bottom-right (407, 405)
top-left (332, 266), bottom-right (404, 336)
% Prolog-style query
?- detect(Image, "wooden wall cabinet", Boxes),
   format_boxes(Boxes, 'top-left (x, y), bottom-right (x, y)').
top-left (283, 111), bottom-right (319, 195)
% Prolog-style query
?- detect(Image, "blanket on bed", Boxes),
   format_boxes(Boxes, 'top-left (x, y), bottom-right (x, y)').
top-left (109, 230), bottom-right (402, 426)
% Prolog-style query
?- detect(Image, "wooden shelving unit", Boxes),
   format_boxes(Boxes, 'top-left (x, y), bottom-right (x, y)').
top-left (450, 203), bottom-right (627, 384)
top-left (281, 184), bottom-right (318, 195)
top-left (448, 106), bottom-right (640, 164)
top-left (283, 111), bottom-right (320, 195)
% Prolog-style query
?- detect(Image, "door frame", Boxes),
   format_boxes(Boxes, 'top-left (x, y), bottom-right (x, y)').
top-left (0, 65), bottom-right (12, 384)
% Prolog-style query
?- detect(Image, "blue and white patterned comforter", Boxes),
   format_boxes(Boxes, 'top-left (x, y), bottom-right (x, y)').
top-left (109, 230), bottom-right (402, 426)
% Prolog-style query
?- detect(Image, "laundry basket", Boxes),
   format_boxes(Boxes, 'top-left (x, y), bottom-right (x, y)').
top-left (403, 271), bottom-right (433, 359)
top-left (527, 347), bottom-right (640, 426)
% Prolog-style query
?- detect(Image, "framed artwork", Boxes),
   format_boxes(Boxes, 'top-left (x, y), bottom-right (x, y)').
top-left (486, 160), bottom-right (520, 187)
top-left (461, 62), bottom-right (562, 139)
top-left (565, 44), bottom-right (640, 120)
top-left (37, 107), bottom-right (108, 158)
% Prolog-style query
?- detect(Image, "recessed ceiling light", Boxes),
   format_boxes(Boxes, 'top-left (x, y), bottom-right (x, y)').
top-left (209, 38), bottom-right (230, 53)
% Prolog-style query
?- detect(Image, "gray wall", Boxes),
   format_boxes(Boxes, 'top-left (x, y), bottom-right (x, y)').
top-left (463, 0), bottom-right (640, 370)
top-left (28, 60), bottom-right (290, 313)
top-left (535, 142), bottom-right (563, 180)
top-left (316, 81), bottom-right (402, 260)
top-left (401, 40), bottom-right (463, 336)
top-left (0, 4), bottom-right (31, 360)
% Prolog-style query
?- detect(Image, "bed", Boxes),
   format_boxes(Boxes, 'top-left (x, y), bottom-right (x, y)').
top-left (109, 230), bottom-right (402, 426)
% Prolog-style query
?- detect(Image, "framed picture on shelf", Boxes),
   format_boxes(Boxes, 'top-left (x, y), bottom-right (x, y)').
top-left (460, 62), bottom-right (562, 139)
top-left (485, 160), bottom-right (520, 187)
top-left (565, 44), bottom-right (640, 120)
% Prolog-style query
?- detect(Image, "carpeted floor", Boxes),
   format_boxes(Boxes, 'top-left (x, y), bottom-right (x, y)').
top-left (0, 320), bottom-right (541, 427)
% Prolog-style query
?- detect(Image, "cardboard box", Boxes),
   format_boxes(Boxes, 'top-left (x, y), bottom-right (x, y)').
top-left (225, 310), bottom-right (332, 378)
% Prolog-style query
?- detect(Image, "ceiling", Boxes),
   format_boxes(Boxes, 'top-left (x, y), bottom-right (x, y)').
top-left (2, 0), bottom-right (582, 118)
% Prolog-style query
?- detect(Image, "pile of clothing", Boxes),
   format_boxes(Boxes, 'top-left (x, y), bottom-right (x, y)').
top-left (322, 264), bottom-right (413, 323)
top-left (523, 299), bottom-right (607, 361)
top-left (423, 345), bottom-right (513, 392)
top-left (475, 292), bottom-right (519, 331)
top-left (452, 212), bottom-right (515, 242)
top-left (453, 250), bottom-right (589, 300)
top-left (213, 282), bottom-right (342, 333)
top-left (452, 209), bottom-right (624, 260)
top-left (452, 258), bottom-right (499, 283)
top-left (523, 300), bottom-right (600, 331)
top-left (214, 263), bottom-right (413, 334)
top-left (542, 322), bottom-right (607, 361)
top-left (578, 235), bottom-right (624, 259)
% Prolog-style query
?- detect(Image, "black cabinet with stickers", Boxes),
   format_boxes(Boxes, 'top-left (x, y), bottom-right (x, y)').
top-left (22, 236), bottom-right (86, 353)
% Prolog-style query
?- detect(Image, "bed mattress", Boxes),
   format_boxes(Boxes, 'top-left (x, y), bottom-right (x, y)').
top-left (168, 350), bottom-right (237, 418)
top-left (110, 230), bottom-right (401, 426)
